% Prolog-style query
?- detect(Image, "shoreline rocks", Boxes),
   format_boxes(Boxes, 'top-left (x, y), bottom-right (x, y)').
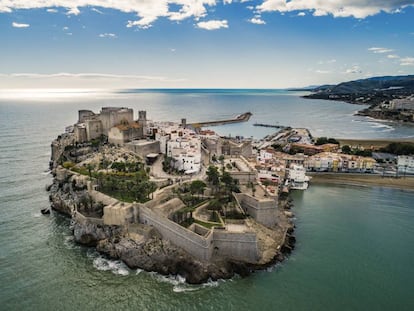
top-left (48, 173), bottom-right (296, 284)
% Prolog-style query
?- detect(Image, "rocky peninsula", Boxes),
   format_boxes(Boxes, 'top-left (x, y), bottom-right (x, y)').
top-left (304, 75), bottom-right (414, 123)
top-left (47, 107), bottom-right (296, 284)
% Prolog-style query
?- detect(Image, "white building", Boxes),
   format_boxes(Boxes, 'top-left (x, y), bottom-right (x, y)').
top-left (167, 135), bottom-right (201, 173)
top-left (397, 155), bottom-right (414, 175)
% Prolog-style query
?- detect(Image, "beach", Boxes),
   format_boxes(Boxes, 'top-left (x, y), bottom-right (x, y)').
top-left (337, 138), bottom-right (414, 149)
top-left (309, 173), bottom-right (414, 191)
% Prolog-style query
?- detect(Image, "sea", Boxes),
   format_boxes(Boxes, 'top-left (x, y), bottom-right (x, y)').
top-left (0, 89), bottom-right (413, 310)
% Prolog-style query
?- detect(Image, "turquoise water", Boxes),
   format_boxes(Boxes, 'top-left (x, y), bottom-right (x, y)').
top-left (0, 89), bottom-right (413, 310)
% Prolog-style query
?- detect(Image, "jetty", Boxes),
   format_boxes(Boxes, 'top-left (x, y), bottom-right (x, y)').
top-left (253, 123), bottom-right (286, 129)
top-left (189, 112), bottom-right (252, 128)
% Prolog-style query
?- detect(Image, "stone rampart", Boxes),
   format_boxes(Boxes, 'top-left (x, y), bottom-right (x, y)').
top-left (89, 190), bottom-right (118, 206)
top-left (235, 193), bottom-right (278, 227)
top-left (229, 171), bottom-right (256, 184)
top-left (212, 229), bottom-right (259, 263)
top-left (139, 205), bottom-right (213, 261)
top-left (74, 211), bottom-right (104, 226)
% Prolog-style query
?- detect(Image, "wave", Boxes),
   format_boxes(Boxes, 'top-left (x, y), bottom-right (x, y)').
top-left (87, 251), bottom-right (130, 276)
top-left (149, 272), bottom-right (221, 292)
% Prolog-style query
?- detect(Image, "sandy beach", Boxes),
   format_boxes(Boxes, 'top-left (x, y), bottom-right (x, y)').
top-left (337, 138), bottom-right (414, 149)
top-left (309, 173), bottom-right (414, 191)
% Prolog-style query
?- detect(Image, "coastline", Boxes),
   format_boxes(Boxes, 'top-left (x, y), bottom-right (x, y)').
top-left (309, 173), bottom-right (414, 191)
top-left (337, 137), bottom-right (414, 149)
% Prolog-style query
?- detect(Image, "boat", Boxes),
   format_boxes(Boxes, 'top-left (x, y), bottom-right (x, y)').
top-left (288, 164), bottom-right (310, 190)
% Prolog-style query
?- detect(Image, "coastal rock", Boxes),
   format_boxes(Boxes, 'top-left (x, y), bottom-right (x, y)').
top-left (73, 222), bottom-right (122, 247)
top-left (94, 233), bottom-right (259, 284)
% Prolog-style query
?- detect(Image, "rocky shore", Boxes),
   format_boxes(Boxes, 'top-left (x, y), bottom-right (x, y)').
top-left (47, 174), bottom-right (296, 284)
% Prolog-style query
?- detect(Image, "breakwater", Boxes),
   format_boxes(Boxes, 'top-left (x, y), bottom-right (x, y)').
top-left (253, 122), bottom-right (286, 129)
top-left (190, 112), bottom-right (252, 128)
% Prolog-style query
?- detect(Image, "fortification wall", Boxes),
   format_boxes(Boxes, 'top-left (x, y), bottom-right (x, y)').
top-left (85, 119), bottom-right (103, 141)
top-left (212, 229), bottom-right (259, 263)
top-left (74, 211), bottom-right (104, 226)
top-left (138, 205), bottom-right (212, 261)
top-left (125, 141), bottom-right (160, 158)
top-left (89, 190), bottom-right (118, 206)
top-left (103, 203), bottom-right (136, 226)
top-left (236, 193), bottom-right (278, 228)
top-left (229, 171), bottom-right (256, 184)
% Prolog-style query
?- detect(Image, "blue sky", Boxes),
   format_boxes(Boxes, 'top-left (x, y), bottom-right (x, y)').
top-left (0, 0), bottom-right (413, 89)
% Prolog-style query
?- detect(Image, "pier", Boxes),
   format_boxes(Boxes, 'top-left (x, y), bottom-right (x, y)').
top-left (189, 112), bottom-right (252, 128)
top-left (253, 123), bottom-right (286, 129)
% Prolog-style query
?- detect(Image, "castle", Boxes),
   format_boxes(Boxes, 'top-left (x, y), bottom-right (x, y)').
top-left (74, 107), bottom-right (147, 144)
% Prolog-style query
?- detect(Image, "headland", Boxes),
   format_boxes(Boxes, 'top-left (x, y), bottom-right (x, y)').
top-left (47, 106), bottom-right (414, 283)
top-left (48, 107), bottom-right (295, 284)
top-left (303, 75), bottom-right (414, 124)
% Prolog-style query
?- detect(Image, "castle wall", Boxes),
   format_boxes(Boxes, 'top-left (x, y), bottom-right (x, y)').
top-left (78, 110), bottom-right (95, 123)
top-left (229, 171), bottom-right (257, 184)
top-left (125, 140), bottom-right (160, 158)
top-left (235, 193), bottom-right (278, 228)
top-left (212, 229), bottom-right (259, 263)
top-left (74, 125), bottom-right (87, 143)
top-left (85, 119), bottom-right (103, 141)
top-left (100, 108), bottom-right (133, 134)
top-left (138, 205), bottom-right (213, 261)
top-left (103, 203), bottom-right (135, 226)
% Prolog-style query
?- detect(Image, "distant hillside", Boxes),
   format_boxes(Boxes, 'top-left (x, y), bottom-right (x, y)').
top-left (311, 75), bottom-right (414, 95)
top-left (304, 75), bottom-right (414, 123)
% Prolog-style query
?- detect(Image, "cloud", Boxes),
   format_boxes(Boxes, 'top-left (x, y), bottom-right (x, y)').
top-left (99, 33), bottom-right (117, 38)
top-left (344, 65), bottom-right (362, 74)
top-left (368, 47), bottom-right (394, 54)
top-left (0, 1), bottom-right (217, 29)
top-left (317, 59), bottom-right (336, 65)
top-left (256, 0), bottom-right (414, 18)
top-left (46, 8), bottom-right (58, 13)
top-left (297, 12), bottom-right (306, 16)
top-left (387, 54), bottom-right (400, 59)
top-left (400, 57), bottom-right (414, 66)
top-left (249, 17), bottom-right (266, 24)
top-left (197, 19), bottom-right (228, 30)
top-left (12, 22), bottom-right (30, 28)
top-left (3, 72), bottom-right (183, 82)
top-left (315, 70), bottom-right (331, 74)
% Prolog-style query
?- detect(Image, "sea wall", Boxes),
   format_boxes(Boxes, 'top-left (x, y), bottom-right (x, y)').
top-left (212, 229), bottom-right (258, 263)
top-left (138, 205), bottom-right (213, 261)
top-left (103, 202), bottom-right (136, 226)
top-left (74, 211), bottom-right (104, 226)
top-left (235, 193), bottom-right (278, 227)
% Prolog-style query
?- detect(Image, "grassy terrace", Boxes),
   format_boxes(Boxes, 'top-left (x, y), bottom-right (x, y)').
top-left (63, 161), bottom-right (157, 203)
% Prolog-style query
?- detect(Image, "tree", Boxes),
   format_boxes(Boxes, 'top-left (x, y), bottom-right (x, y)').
top-left (86, 163), bottom-right (95, 178)
top-left (219, 155), bottom-right (225, 173)
top-left (207, 166), bottom-right (220, 193)
top-left (249, 181), bottom-right (256, 197)
top-left (207, 166), bottom-right (220, 185)
top-left (221, 171), bottom-right (233, 194)
top-left (315, 137), bottom-right (328, 145)
top-left (341, 145), bottom-right (351, 154)
top-left (190, 180), bottom-right (206, 198)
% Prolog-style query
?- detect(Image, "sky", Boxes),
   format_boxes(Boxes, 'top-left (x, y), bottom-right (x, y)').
top-left (0, 0), bottom-right (414, 89)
